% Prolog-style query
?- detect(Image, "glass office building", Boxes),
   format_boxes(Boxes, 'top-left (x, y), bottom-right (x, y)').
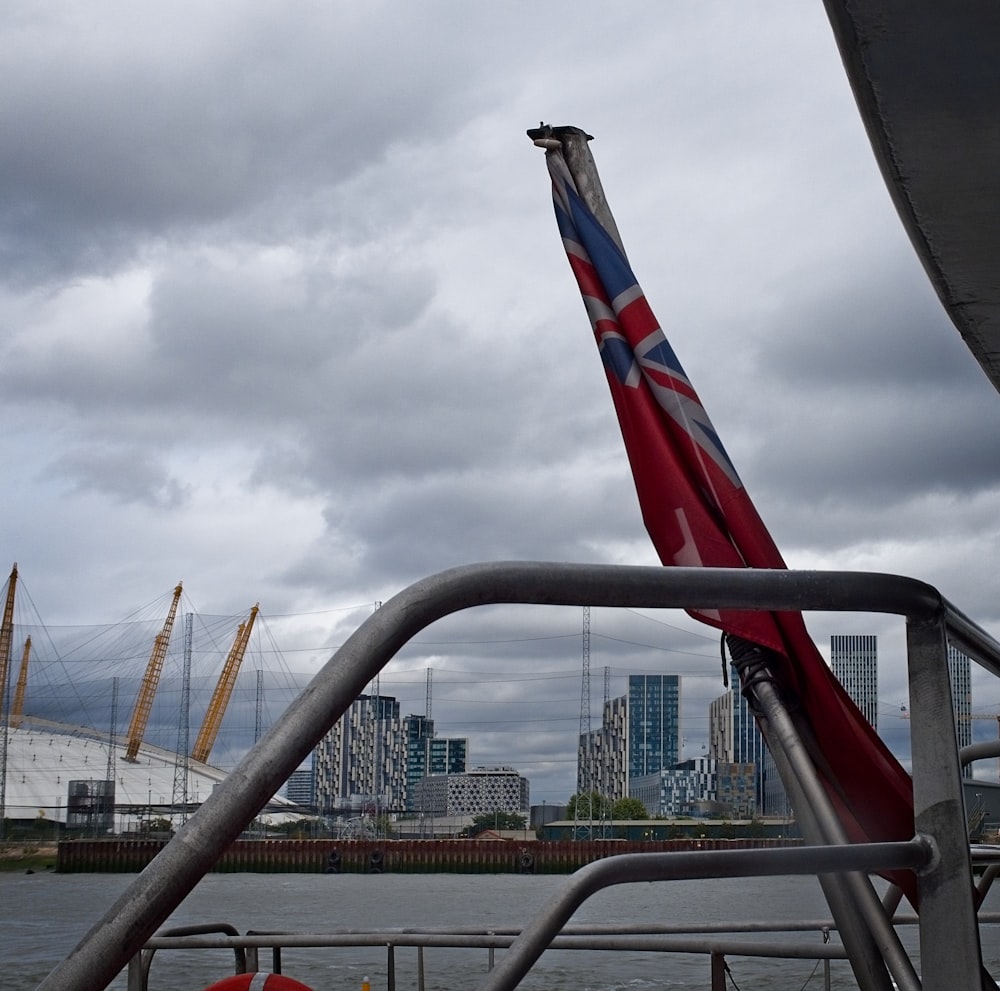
top-left (627, 674), bottom-right (681, 778)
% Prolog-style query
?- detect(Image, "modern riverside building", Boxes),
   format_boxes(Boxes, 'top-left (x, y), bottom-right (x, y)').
top-left (577, 694), bottom-right (628, 800)
top-left (411, 765), bottom-right (529, 817)
top-left (629, 674), bottom-right (681, 776)
top-left (577, 674), bottom-right (680, 802)
top-left (948, 643), bottom-right (973, 778)
top-left (708, 665), bottom-right (770, 814)
top-left (405, 715), bottom-right (468, 811)
top-left (831, 634), bottom-right (879, 730)
top-left (313, 693), bottom-right (402, 813)
top-left (285, 766), bottom-right (315, 806)
top-left (313, 694), bottom-right (467, 814)
top-left (631, 757), bottom-right (756, 818)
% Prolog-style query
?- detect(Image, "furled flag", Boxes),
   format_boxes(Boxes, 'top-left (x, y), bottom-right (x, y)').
top-left (530, 124), bottom-right (913, 862)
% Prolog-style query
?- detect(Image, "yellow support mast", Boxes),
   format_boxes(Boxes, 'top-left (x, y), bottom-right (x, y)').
top-left (123, 582), bottom-right (183, 763)
top-left (0, 563), bottom-right (18, 725)
top-left (191, 604), bottom-right (259, 765)
top-left (10, 636), bottom-right (31, 728)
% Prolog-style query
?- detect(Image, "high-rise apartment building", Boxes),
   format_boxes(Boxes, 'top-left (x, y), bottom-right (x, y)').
top-left (313, 693), bottom-right (402, 814)
top-left (947, 643), bottom-right (973, 778)
top-left (628, 674), bottom-right (682, 777)
top-left (285, 766), bottom-right (315, 807)
top-left (831, 635), bottom-right (879, 730)
top-left (948, 644), bottom-right (973, 748)
top-left (313, 694), bottom-right (468, 814)
top-left (577, 694), bottom-right (628, 799)
top-left (577, 674), bottom-right (680, 801)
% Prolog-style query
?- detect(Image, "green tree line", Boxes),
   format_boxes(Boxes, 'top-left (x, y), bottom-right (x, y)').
top-left (566, 791), bottom-right (649, 821)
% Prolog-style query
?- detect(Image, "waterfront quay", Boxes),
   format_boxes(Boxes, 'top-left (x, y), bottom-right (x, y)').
top-left (54, 836), bottom-right (802, 874)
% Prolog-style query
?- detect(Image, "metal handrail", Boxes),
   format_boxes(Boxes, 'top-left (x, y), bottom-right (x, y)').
top-left (34, 563), bottom-right (1000, 991)
top-left (477, 841), bottom-right (932, 991)
top-left (129, 906), bottom-right (1000, 991)
top-left (128, 923), bottom-right (246, 991)
top-left (134, 922), bottom-right (857, 991)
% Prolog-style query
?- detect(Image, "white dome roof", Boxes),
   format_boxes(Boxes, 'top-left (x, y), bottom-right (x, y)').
top-left (3, 718), bottom-right (296, 830)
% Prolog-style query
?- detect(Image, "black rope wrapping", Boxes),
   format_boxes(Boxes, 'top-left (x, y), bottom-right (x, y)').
top-left (724, 634), bottom-right (787, 714)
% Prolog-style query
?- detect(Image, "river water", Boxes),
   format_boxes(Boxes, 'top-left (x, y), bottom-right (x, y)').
top-left (4, 870), bottom-right (1000, 991)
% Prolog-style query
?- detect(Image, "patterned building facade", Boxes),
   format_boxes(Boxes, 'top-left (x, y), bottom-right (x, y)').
top-left (313, 693), bottom-right (402, 814)
top-left (577, 694), bottom-right (627, 800)
top-left (412, 766), bottom-right (530, 816)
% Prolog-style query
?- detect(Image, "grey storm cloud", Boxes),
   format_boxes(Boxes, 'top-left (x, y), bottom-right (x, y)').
top-left (1, 2), bottom-right (492, 283)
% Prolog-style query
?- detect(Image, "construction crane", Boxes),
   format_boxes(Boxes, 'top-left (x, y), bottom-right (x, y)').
top-left (123, 582), bottom-right (183, 763)
top-left (968, 712), bottom-right (1000, 777)
top-left (10, 636), bottom-right (31, 728)
top-left (191, 604), bottom-right (259, 765)
top-left (902, 704), bottom-right (1000, 736)
top-left (901, 704), bottom-right (1000, 776)
top-left (0, 563), bottom-right (18, 723)
top-left (968, 712), bottom-right (1000, 734)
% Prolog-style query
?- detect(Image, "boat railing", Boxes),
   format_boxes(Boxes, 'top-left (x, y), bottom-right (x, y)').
top-left (132, 918), bottom-right (856, 991)
top-left (34, 563), bottom-right (1000, 991)
top-left (131, 910), bottom-right (1000, 991)
top-left (128, 924), bottom-right (246, 991)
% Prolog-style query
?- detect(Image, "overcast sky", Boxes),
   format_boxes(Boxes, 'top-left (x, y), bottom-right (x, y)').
top-left (4, 2), bottom-right (1000, 805)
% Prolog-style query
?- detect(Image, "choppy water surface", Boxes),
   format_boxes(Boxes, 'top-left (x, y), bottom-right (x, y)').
top-left (4, 870), bottom-right (1000, 990)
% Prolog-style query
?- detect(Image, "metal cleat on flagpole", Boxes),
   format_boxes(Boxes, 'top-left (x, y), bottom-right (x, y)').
top-left (527, 123), bottom-right (627, 258)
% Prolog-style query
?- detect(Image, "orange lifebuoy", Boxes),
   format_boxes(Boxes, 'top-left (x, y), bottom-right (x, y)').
top-left (201, 975), bottom-right (315, 991)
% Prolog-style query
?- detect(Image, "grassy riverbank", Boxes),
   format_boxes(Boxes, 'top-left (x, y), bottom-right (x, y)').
top-left (0, 843), bottom-right (58, 872)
